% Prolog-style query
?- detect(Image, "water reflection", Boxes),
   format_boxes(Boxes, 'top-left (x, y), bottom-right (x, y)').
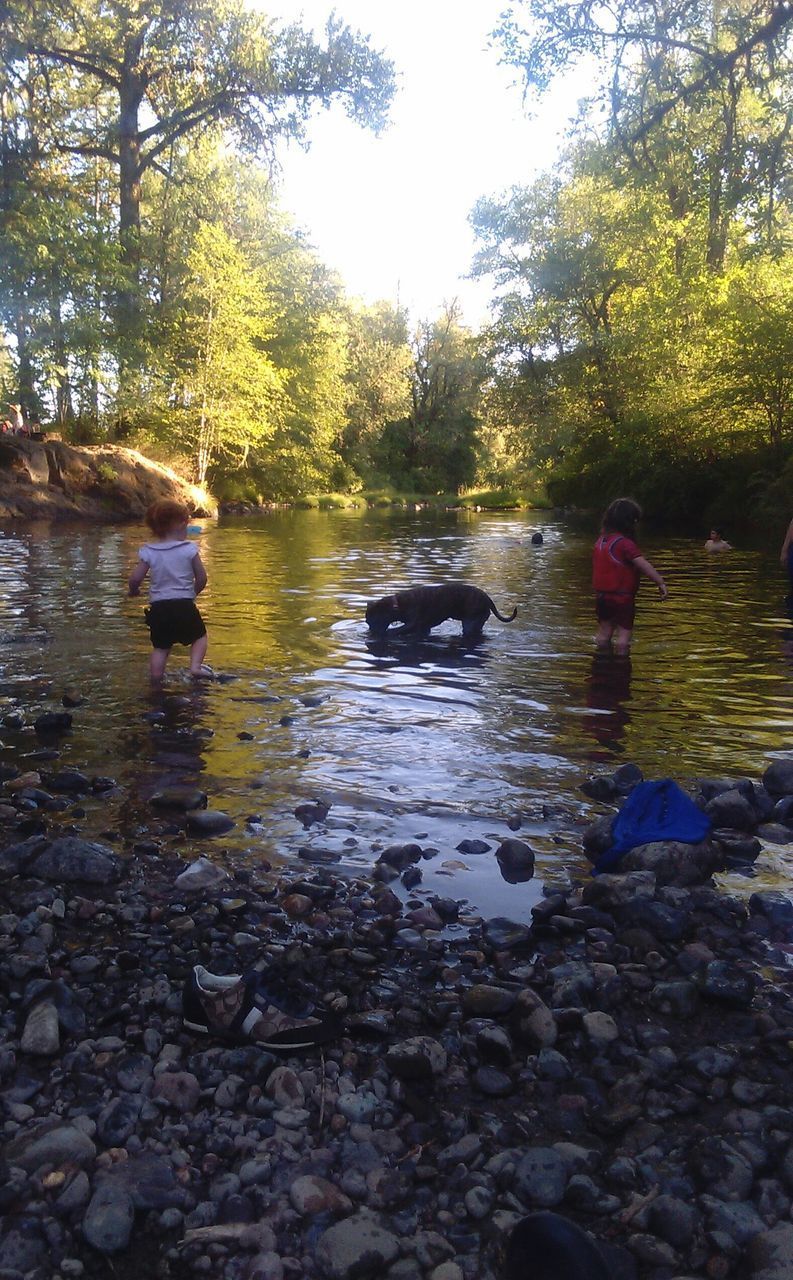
top-left (582, 654), bottom-right (633, 762)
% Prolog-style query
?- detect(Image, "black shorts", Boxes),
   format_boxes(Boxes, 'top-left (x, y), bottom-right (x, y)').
top-left (595, 593), bottom-right (636, 630)
top-left (145, 599), bottom-right (206, 650)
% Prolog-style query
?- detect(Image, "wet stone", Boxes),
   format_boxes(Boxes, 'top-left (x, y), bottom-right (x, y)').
top-left (456, 839), bottom-right (491, 855)
top-left (185, 810), bottom-right (235, 836)
top-left (150, 785), bottom-right (208, 811)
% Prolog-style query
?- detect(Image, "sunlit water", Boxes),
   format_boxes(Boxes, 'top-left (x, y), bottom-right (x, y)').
top-left (2, 510), bottom-right (793, 921)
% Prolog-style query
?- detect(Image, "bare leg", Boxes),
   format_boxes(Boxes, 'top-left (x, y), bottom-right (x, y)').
top-left (189, 634), bottom-right (209, 675)
top-left (612, 625), bottom-right (633, 657)
top-left (150, 647), bottom-right (171, 683)
top-left (595, 621), bottom-right (614, 652)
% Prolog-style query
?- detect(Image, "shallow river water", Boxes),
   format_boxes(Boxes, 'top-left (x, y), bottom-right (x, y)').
top-left (2, 509), bottom-right (793, 921)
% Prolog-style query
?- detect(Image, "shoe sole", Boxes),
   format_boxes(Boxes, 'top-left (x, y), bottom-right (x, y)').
top-left (183, 1016), bottom-right (340, 1051)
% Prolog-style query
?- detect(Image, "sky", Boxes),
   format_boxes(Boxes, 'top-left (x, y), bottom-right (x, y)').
top-left (267, 0), bottom-right (582, 326)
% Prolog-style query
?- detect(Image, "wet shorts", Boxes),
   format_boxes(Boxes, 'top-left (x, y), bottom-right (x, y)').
top-left (144, 599), bottom-right (206, 650)
top-left (595, 593), bottom-right (636, 631)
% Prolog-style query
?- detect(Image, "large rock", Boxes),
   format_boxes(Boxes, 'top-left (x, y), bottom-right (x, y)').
top-left (0, 835), bottom-right (121, 884)
top-left (315, 1213), bottom-right (400, 1279)
top-left (496, 839), bottom-right (536, 883)
top-left (763, 759), bottom-right (793, 798)
top-left (617, 839), bottom-right (723, 886)
top-left (0, 436), bottom-right (214, 523)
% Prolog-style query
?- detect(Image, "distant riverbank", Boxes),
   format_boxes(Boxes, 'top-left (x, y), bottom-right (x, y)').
top-left (0, 437), bottom-right (214, 523)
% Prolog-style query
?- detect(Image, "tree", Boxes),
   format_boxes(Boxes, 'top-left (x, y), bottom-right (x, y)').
top-left (376, 303), bottom-right (485, 492)
top-left (339, 300), bottom-right (412, 482)
top-left (2, 0), bottom-right (395, 386)
top-left (164, 221), bottom-right (286, 487)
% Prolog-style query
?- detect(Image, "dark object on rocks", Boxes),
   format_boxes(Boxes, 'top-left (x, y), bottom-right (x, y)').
top-left (62, 687), bottom-right (85, 707)
top-left (594, 779), bottom-right (712, 874)
top-left (182, 964), bottom-right (341, 1050)
top-left (294, 800), bottom-right (330, 828)
top-left (496, 838), bottom-right (536, 883)
top-left (33, 711), bottom-right (72, 737)
top-left (504, 1212), bottom-right (609, 1280)
top-left (185, 810), bottom-right (235, 836)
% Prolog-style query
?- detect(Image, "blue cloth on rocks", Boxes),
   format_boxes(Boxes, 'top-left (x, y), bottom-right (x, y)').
top-left (594, 778), bottom-right (712, 874)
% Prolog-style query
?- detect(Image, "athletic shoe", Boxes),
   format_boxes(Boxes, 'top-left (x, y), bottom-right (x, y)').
top-left (182, 965), bottom-right (341, 1050)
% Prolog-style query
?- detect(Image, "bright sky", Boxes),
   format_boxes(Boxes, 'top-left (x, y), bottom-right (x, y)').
top-left (268, 0), bottom-right (581, 327)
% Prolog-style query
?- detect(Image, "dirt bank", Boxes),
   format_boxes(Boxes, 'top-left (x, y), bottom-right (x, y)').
top-left (0, 437), bottom-right (214, 522)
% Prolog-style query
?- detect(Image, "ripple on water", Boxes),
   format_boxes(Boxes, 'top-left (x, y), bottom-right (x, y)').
top-left (0, 513), bottom-right (792, 919)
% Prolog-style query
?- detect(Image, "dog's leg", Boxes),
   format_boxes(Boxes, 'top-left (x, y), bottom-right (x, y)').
top-left (461, 613), bottom-right (487, 639)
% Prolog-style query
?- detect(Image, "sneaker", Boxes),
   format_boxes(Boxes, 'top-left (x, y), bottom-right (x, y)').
top-left (182, 965), bottom-right (341, 1050)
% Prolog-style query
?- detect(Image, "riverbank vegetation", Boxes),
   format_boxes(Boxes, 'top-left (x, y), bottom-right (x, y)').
top-left (1, 0), bottom-right (793, 524)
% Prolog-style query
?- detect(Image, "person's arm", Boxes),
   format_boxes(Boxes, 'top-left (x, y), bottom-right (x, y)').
top-left (128, 559), bottom-right (148, 597)
top-left (633, 555), bottom-right (668, 599)
top-left (193, 553), bottom-right (208, 595)
top-left (781, 519), bottom-right (793, 565)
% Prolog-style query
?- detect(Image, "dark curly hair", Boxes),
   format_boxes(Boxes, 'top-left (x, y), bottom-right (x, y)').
top-left (601, 497), bottom-right (642, 537)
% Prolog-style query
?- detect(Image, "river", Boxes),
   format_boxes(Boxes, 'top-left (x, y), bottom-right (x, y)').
top-left (1, 509), bottom-right (792, 921)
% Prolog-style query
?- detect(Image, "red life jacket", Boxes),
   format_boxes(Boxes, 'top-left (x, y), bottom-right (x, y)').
top-left (593, 533), bottom-right (639, 596)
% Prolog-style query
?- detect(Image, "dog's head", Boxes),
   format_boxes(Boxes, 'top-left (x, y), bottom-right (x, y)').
top-left (365, 594), bottom-right (399, 635)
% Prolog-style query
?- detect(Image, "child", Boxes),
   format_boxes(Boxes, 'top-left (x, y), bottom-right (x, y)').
top-left (128, 498), bottom-right (209, 682)
top-left (780, 517), bottom-right (793, 592)
top-left (705, 528), bottom-right (731, 552)
top-left (593, 497), bottom-right (667, 655)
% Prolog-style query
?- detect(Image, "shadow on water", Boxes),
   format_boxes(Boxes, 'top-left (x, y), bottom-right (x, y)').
top-left (582, 654), bottom-right (633, 763)
top-left (3, 510), bottom-right (793, 919)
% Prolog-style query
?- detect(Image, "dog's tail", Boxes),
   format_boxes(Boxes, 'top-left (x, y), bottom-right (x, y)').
top-left (488, 597), bottom-right (518, 623)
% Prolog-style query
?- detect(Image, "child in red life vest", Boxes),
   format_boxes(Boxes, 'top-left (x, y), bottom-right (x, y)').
top-left (593, 498), bottom-right (667, 655)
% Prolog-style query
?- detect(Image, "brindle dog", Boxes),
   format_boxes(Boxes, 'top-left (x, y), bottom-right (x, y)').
top-left (365, 583), bottom-right (517, 640)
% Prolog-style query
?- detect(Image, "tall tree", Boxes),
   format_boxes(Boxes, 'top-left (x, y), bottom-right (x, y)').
top-left (2, 0), bottom-right (395, 392)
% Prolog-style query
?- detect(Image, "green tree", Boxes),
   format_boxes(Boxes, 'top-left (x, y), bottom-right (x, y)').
top-left (376, 303), bottom-right (485, 492)
top-left (2, 0), bottom-right (395, 390)
top-left (339, 300), bottom-right (412, 483)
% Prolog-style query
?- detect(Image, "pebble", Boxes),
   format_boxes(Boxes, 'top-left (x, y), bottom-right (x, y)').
top-left (0, 744), bottom-right (792, 1280)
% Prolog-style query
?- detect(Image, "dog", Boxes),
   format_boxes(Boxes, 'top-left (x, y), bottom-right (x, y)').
top-left (365, 583), bottom-right (517, 640)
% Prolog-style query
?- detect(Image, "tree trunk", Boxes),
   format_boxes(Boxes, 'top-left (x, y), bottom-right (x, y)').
top-left (50, 272), bottom-right (74, 426)
top-left (115, 55), bottom-right (145, 423)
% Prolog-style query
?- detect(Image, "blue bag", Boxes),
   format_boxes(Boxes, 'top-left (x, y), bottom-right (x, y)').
top-left (593, 778), bottom-right (712, 874)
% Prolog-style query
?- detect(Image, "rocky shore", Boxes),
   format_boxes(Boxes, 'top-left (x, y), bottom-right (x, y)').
top-left (2, 708), bottom-right (793, 1279)
top-left (0, 437), bottom-right (213, 522)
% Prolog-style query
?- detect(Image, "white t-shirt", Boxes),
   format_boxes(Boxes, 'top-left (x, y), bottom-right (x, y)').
top-left (139, 540), bottom-right (198, 602)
